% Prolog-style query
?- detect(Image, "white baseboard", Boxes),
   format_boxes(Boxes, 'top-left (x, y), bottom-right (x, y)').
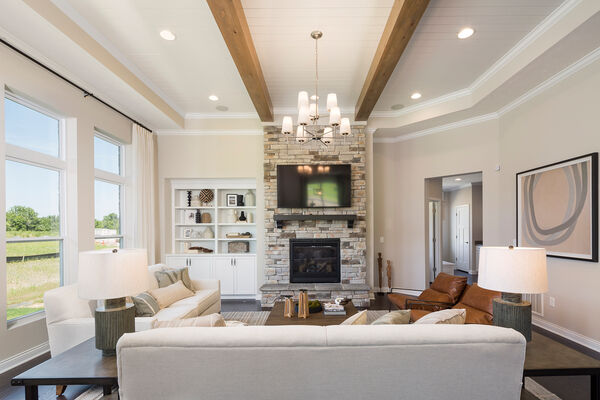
top-left (0, 341), bottom-right (49, 375)
top-left (533, 315), bottom-right (600, 353)
top-left (388, 288), bottom-right (422, 296)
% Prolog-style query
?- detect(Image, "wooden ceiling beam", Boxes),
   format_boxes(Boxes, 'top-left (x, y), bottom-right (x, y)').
top-left (354, 0), bottom-right (430, 121)
top-left (207, 0), bottom-right (273, 122)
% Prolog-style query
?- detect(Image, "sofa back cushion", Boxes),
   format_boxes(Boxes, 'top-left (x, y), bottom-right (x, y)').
top-left (429, 273), bottom-right (467, 303)
top-left (418, 288), bottom-right (453, 305)
top-left (154, 267), bottom-right (193, 291)
top-left (457, 283), bottom-right (501, 315)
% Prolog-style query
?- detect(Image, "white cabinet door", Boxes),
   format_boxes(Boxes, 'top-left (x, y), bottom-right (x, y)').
top-left (166, 256), bottom-right (189, 269)
top-left (233, 257), bottom-right (256, 295)
top-left (214, 257), bottom-right (234, 295)
top-left (188, 257), bottom-right (213, 280)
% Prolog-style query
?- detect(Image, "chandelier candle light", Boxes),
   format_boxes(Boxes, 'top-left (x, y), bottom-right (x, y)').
top-left (281, 31), bottom-right (351, 145)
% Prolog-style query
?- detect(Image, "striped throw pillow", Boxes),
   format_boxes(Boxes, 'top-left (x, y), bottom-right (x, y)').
top-left (154, 267), bottom-right (193, 291)
top-left (132, 292), bottom-right (160, 317)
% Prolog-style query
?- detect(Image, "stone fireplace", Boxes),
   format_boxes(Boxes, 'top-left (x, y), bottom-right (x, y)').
top-left (260, 126), bottom-right (369, 307)
top-left (289, 239), bottom-right (341, 283)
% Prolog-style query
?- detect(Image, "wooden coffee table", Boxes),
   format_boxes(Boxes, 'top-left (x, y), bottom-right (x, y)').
top-left (265, 301), bottom-right (357, 326)
top-left (11, 338), bottom-right (117, 400)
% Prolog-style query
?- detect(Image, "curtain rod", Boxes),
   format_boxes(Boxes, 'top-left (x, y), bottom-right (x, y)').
top-left (0, 37), bottom-right (153, 133)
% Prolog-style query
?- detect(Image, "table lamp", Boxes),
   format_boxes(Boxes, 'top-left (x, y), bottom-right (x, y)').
top-left (78, 248), bottom-right (149, 356)
top-left (478, 246), bottom-right (547, 341)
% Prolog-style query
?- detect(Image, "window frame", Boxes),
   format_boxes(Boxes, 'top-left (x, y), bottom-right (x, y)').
top-left (93, 131), bottom-right (126, 249)
top-left (4, 93), bottom-right (66, 326)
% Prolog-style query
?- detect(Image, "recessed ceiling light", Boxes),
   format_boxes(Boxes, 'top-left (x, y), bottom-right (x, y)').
top-left (208, 95), bottom-right (219, 101)
top-left (216, 105), bottom-right (229, 112)
top-left (390, 104), bottom-right (404, 110)
top-left (159, 30), bottom-right (176, 41)
top-left (455, 178), bottom-right (462, 181)
top-left (410, 92), bottom-right (422, 100)
top-left (457, 27), bottom-right (474, 39)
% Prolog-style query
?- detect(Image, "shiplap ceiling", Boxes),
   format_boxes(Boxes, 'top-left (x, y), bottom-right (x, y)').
top-left (375, 0), bottom-right (564, 112)
top-left (242, 0), bottom-right (393, 115)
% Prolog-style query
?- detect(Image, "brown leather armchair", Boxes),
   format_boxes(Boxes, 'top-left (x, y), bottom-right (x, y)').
top-left (387, 272), bottom-right (468, 311)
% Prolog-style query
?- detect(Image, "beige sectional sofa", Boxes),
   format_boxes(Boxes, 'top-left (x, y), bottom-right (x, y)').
top-left (116, 324), bottom-right (526, 400)
top-left (44, 264), bottom-right (220, 356)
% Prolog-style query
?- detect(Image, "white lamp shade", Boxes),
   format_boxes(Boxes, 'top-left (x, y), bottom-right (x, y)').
top-left (478, 247), bottom-right (548, 294)
top-left (329, 106), bottom-right (341, 126)
top-left (340, 117), bottom-right (351, 135)
top-left (296, 125), bottom-right (306, 142)
top-left (323, 127), bottom-right (333, 144)
top-left (298, 105), bottom-right (309, 125)
top-left (78, 249), bottom-right (149, 299)
top-left (309, 103), bottom-right (318, 118)
top-left (281, 116), bottom-right (293, 134)
top-left (326, 93), bottom-right (338, 111)
top-left (297, 91), bottom-right (309, 110)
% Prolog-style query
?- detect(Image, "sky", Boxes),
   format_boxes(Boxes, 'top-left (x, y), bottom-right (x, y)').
top-left (5, 98), bottom-right (119, 220)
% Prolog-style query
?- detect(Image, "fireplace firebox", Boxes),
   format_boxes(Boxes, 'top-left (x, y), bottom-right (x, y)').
top-left (289, 238), bottom-right (341, 283)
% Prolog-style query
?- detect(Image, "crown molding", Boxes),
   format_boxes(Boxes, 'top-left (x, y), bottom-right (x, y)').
top-left (373, 44), bottom-right (600, 143)
top-left (371, 88), bottom-right (470, 119)
top-left (184, 112), bottom-right (259, 120)
top-left (156, 129), bottom-right (263, 136)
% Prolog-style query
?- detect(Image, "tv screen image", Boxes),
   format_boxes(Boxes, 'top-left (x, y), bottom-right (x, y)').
top-left (277, 164), bottom-right (351, 208)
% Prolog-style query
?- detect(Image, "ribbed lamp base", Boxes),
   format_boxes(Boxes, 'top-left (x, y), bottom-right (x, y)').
top-left (493, 294), bottom-right (532, 342)
top-left (94, 297), bottom-right (135, 357)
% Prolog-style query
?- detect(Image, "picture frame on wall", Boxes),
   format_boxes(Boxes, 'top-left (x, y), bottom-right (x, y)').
top-left (227, 194), bottom-right (238, 207)
top-left (516, 153), bottom-right (598, 262)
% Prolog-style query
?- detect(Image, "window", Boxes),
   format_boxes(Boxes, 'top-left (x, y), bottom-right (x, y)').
top-left (94, 133), bottom-right (124, 249)
top-left (4, 95), bottom-right (65, 322)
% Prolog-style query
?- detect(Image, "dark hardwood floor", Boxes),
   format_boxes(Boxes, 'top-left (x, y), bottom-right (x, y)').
top-left (1, 297), bottom-right (597, 400)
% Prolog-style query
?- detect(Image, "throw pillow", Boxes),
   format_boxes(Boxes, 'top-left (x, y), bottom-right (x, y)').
top-left (152, 313), bottom-right (226, 328)
top-left (340, 309), bottom-right (368, 325)
top-left (154, 267), bottom-right (193, 291)
top-left (132, 292), bottom-right (160, 317)
top-left (371, 310), bottom-right (411, 325)
top-left (148, 280), bottom-right (195, 309)
top-left (414, 308), bottom-right (466, 325)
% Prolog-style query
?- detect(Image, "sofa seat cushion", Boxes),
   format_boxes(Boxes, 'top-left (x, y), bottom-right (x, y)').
top-left (453, 303), bottom-right (493, 325)
top-left (153, 303), bottom-right (198, 321)
top-left (387, 293), bottom-right (415, 310)
top-left (152, 313), bottom-right (226, 328)
top-left (429, 272), bottom-right (468, 303)
top-left (152, 289), bottom-right (220, 322)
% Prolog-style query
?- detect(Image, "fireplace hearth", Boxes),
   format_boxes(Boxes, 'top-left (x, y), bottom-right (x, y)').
top-left (289, 238), bottom-right (341, 283)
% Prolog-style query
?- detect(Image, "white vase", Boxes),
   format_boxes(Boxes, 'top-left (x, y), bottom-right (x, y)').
top-left (229, 209), bottom-right (237, 223)
top-left (202, 227), bottom-right (214, 239)
top-left (245, 190), bottom-right (255, 207)
top-left (247, 212), bottom-right (254, 223)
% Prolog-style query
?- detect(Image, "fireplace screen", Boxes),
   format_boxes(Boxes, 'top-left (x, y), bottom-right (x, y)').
top-left (289, 238), bottom-right (341, 283)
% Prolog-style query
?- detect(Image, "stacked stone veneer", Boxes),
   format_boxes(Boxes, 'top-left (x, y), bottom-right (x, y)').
top-left (261, 125), bottom-right (368, 307)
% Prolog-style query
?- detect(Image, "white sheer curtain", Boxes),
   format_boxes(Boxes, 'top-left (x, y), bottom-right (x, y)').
top-left (132, 124), bottom-right (156, 264)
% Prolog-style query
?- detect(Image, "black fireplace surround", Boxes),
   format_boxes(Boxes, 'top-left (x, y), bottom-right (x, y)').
top-left (289, 238), bottom-right (341, 283)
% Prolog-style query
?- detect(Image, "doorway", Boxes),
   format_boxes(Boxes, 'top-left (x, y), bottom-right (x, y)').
top-left (455, 204), bottom-right (470, 271)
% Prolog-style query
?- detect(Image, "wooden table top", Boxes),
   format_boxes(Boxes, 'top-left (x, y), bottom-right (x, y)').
top-left (525, 331), bottom-right (600, 375)
top-left (12, 338), bottom-right (117, 386)
top-left (265, 301), bottom-right (357, 326)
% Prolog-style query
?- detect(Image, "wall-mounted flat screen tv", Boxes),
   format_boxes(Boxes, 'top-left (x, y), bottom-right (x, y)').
top-left (277, 164), bottom-right (351, 208)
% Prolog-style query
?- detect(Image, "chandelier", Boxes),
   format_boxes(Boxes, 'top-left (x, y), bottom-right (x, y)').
top-left (281, 30), bottom-right (351, 145)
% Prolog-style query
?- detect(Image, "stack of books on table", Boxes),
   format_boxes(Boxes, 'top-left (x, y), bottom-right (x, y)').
top-left (323, 303), bottom-right (346, 316)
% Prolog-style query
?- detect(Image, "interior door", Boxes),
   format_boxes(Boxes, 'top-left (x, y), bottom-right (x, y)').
top-left (188, 257), bottom-right (214, 281)
top-left (233, 257), bottom-right (256, 295)
top-left (455, 204), bottom-right (470, 271)
top-left (214, 257), bottom-right (234, 295)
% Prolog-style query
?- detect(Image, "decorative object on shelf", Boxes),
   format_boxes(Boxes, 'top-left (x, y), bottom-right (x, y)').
top-left (226, 232), bottom-right (252, 239)
top-left (226, 194), bottom-right (238, 207)
top-left (377, 253), bottom-right (383, 295)
top-left (283, 296), bottom-right (294, 318)
top-left (186, 212), bottom-right (196, 224)
top-left (186, 191), bottom-right (192, 207)
top-left (199, 189), bottom-right (214, 205)
top-left (188, 246), bottom-right (213, 254)
top-left (387, 260), bottom-right (392, 291)
top-left (280, 31), bottom-right (351, 146)
top-left (192, 230), bottom-right (202, 238)
top-left (201, 212), bottom-right (212, 224)
top-left (184, 242), bottom-right (190, 251)
top-left (78, 249), bottom-right (148, 356)
top-left (195, 209), bottom-right (202, 224)
top-left (478, 246), bottom-right (548, 341)
top-left (238, 211), bottom-right (247, 222)
top-left (183, 228), bottom-right (192, 239)
top-left (202, 227), bottom-right (214, 239)
top-left (191, 196), bottom-right (201, 207)
top-left (236, 194), bottom-right (245, 206)
top-left (247, 212), bottom-right (254, 223)
top-left (517, 153), bottom-right (598, 262)
top-left (229, 209), bottom-right (237, 223)
top-left (228, 241), bottom-right (249, 253)
top-left (244, 190), bottom-right (255, 207)
top-left (297, 290), bottom-right (309, 319)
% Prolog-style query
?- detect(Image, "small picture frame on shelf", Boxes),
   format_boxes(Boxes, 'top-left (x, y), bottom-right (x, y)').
top-left (183, 228), bottom-right (193, 238)
top-left (227, 194), bottom-right (238, 207)
top-left (236, 194), bottom-right (245, 206)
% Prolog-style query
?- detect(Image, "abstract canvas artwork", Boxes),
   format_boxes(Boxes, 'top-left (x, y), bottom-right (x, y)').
top-left (517, 153), bottom-right (598, 262)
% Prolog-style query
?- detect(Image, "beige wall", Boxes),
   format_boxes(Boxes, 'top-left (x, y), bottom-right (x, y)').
top-left (156, 134), bottom-right (264, 286)
top-left (0, 45), bottom-right (132, 363)
top-left (374, 58), bottom-right (600, 343)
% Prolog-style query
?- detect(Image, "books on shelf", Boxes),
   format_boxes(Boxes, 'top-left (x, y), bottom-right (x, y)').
top-left (323, 303), bottom-right (345, 315)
